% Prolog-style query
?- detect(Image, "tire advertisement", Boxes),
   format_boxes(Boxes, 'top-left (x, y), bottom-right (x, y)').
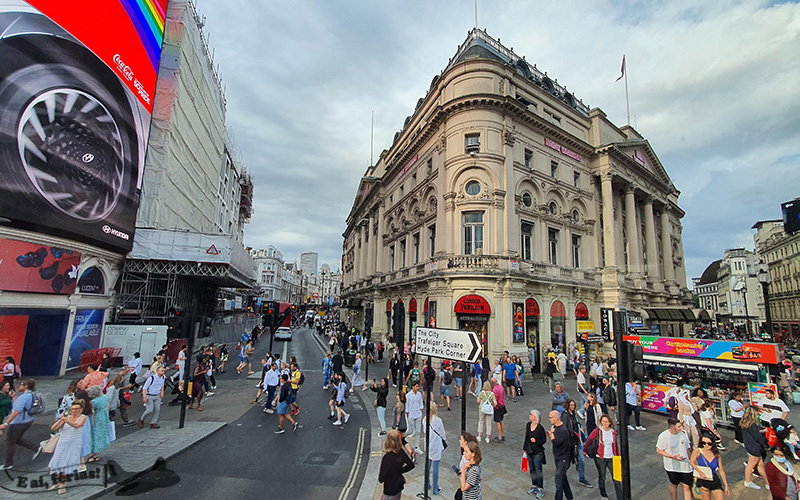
top-left (0, 0), bottom-right (169, 253)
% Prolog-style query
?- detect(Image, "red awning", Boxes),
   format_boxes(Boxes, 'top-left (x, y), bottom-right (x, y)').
top-left (575, 302), bottom-right (588, 319)
top-left (551, 301), bottom-right (566, 317)
top-left (526, 298), bottom-right (540, 317)
top-left (409, 298), bottom-right (417, 313)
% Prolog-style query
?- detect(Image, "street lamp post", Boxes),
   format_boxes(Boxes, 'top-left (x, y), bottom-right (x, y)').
top-left (758, 264), bottom-right (773, 342)
top-left (741, 284), bottom-right (752, 338)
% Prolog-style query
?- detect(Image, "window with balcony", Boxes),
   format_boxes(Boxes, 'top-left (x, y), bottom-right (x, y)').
top-left (465, 133), bottom-right (480, 154)
top-left (463, 212), bottom-right (484, 255)
top-left (429, 225), bottom-right (436, 258)
top-left (413, 233), bottom-right (420, 263)
top-left (548, 228), bottom-right (559, 265)
top-left (521, 222), bottom-right (534, 260)
top-left (572, 235), bottom-right (581, 269)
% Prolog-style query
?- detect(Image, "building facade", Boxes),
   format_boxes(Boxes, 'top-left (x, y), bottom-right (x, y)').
top-left (341, 29), bottom-right (692, 364)
top-left (300, 252), bottom-right (319, 275)
top-left (753, 219), bottom-right (800, 344)
top-left (252, 246), bottom-right (285, 300)
top-left (714, 248), bottom-right (763, 332)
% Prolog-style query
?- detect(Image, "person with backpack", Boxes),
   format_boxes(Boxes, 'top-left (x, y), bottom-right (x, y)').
top-left (584, 414), bottom-right (622, 500)
top-left (405, 361), bottom-right (421, 392)
top-left (2, 356), bottom-right (20, 391)
top-left (370, 378), bottom-right (389, 436)
top-left (0, 379), bottom-right (44, 470)
top-left (439, 363), bottom-right (453, 411)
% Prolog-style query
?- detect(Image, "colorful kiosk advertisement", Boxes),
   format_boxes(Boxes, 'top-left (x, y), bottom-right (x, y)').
top-left (625, 335), bottom-right (782, 424)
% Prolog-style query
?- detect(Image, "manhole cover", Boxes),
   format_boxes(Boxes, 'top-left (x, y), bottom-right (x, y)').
top-left (303, 452), bottom-right (340, 466)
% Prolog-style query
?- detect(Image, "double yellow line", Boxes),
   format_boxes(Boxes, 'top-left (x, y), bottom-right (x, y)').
top-left (338, 427), bottom-right (367, 500)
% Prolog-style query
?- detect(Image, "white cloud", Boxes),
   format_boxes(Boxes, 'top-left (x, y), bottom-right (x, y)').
top-left (197, 0), bottom-right (800, 279)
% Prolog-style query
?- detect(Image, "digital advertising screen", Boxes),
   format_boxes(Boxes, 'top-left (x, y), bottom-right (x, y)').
top-left (0, 0), bottom-right (169, 253)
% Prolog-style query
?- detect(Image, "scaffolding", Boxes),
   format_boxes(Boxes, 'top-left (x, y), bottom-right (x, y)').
top-left (116, 259), bottom-right (226, 323)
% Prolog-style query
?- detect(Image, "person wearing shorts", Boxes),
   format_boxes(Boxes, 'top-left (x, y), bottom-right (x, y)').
top-left (274, 374), bottom-right (298, 434)
top-left (438, 368), bottom-right (452, 411)
top-left (656, 418), bottom-right (693, 500)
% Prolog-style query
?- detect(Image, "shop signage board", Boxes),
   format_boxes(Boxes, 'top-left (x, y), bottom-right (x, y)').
top-left (454, 295), bottom-right (491, 315)
top-left (624, 335), bottom-right (780, 365)
top-left (640, 383), bottom-right (676, 414)
top-left (577, 320), bottom-right (598, 342)
top-left (600, 308), bottom-right (615, 341)
top-left (415, 327), bottom-right (481, 363)
top-left (67, 309), bottom-right (105, 369)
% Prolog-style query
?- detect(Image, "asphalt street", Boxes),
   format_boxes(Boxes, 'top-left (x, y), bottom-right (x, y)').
top-left (98, 327), bottom-right (371, 499)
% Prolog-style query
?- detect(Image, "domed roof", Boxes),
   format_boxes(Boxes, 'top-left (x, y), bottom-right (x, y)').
top-left (697, 259), bottom-right (722, 285)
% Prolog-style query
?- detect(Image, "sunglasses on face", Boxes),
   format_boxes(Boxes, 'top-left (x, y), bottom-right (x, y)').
top-left (701, 441), bottom-right (713, 446)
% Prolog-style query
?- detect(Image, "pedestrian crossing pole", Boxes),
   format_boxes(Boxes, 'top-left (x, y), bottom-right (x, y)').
top-left (614, 308), bottom-right (632, 499)
top-left (418, 355), bottom-right (433, 500)
top-left (461, 364), bottom-right (467, 435)
top-left (179, 298), bottom-right (198, 429)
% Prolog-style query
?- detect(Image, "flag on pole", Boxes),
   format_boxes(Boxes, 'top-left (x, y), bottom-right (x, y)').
top-left (616, 55), bottom-right (626, 82)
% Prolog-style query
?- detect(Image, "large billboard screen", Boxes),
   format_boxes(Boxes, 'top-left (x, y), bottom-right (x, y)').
top-left (0, 0), bottom-right (169, 253)
top-left (0, 236), bottom-right (81, 294)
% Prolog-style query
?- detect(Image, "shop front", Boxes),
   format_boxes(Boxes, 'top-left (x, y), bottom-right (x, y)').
top-left (408, 298), bottom-right (417, 343)
top-left (550, 300), bottom-right (566, 353)
top-left (626, 335), bottom-right (782, 425)
top-left (525, 298), bottom-right (540, 373)
top-left (455, 294), bottom-right (491, 356)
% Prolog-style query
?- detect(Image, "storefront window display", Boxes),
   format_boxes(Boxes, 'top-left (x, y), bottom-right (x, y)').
top-left (550, 301), bottom-right (566, 353)
top-left (455, 295), bottom-right (491, 356)
top-left (526, 298), bottom-right (540, 373)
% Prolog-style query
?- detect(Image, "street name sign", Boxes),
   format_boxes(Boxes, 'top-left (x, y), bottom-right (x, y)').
top-left (415, 327), bottom-right (481, 363)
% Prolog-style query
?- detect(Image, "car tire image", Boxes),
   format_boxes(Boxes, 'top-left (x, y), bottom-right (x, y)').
top-left (0, 62), bottom-right (138, 224)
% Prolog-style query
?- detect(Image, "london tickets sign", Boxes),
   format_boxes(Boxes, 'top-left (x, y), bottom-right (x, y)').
top-left (624, 335), bottom-right (781, 365)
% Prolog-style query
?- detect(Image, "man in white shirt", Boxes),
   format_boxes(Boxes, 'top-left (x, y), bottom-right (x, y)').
top-left (127, 352), bottom-right (143, 390)
top-left (405, 382), bottom-right (424, 453)
top-left (625, 381), bottom-right (645, 431)
top-left (262, 363), bottom-right (280, 414)
top-left (655, 418), bottom-right (693, 500)
top-left (576, 365), bottom-right (589, 416)
top-left (139, 366), bottom-right (166, 429)
top-left (759, 387), bottom-right (790, 425)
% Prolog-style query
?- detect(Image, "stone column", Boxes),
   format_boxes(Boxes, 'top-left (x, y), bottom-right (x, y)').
top-left (624, 185), bottom-right (641, 276)
top-left (601, 173), bottom-right (617, 269)
top-left (643, 197), bottom-right (659, 279)
top-left (376, 201), bottom-right (385, 272)
top-left (368, 213), bottom-right (376, 276)
top-left (660, 207), bottom-right (675, 282)
top-left (360, 224), bottom-right (368, 279)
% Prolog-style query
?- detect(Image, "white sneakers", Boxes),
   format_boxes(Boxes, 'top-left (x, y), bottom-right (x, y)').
top-left (344, 414), bottom-right (350, 423)
top-left (627, 425), bottom-right (635, 431)
top-left (744, 481), bottom-right (761, 490)
top-left (332, 420), bottom-right (342, 426)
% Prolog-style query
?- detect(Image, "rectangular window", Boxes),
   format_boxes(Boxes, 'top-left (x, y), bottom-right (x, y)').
top-left (573, 171), bottom-right (580, 188)
top-left (524, 149), bottom-right (533, 168)
top-left (550, 160), bottom-right (558, 178)
top-left (465, 133), bottom-right (480, 154)
top-left (413, 233), bottom-right (420, 263)
top-left (463, 212), bottom-right (484, 255)
top-left (400, 240), bottom-right (406, 268)
top-left (429, 225), bottom-right (436, 258)
top-left (521, 222), bottom-right (534, 260)
top-left (389, 245), bottom-right (395, 272)
top-left (572, 235), bottom-right (581, 269)
top-left (548, 228), bottom-right (559, 265)
top-left (427, 158), bottom-right (433, 173)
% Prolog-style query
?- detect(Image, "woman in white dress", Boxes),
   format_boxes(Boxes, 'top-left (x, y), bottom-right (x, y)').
top-left (351, 353), bottom-right (364, 392)
top-left (49, 399), bottom-right (87, 493)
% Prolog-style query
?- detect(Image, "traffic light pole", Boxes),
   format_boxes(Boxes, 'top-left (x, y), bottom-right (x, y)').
top-left (267, 310), bottom-right (276, 354)
top-left (179, 299), bottom-right (198, 429)
top-left (614, 309), bottom-right (632, 499)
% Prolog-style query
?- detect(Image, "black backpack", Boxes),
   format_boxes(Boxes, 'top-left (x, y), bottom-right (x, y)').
top-left (28, 392), bottom-right (46, 416)
top-left (298, 372), bottom-right (305, 385)
top-left (443, 370), bottom-right (453, 385)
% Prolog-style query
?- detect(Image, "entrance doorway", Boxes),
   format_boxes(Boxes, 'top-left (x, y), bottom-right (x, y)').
top-left (459, 319), bottom-right (488, 357)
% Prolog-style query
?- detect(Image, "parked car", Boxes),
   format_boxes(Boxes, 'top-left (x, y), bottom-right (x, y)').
top-left (274, 327), bottom-right (292, 341)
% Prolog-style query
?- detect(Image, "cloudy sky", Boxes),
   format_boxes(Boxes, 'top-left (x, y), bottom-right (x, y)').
top-left (198, 0), bottom-right (799, 283)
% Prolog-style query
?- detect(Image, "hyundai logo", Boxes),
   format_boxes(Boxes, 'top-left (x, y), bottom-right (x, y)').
top-left (102, 225), bottom-right (111, 233)
top-left (82, 153), bottom-right (95, 163)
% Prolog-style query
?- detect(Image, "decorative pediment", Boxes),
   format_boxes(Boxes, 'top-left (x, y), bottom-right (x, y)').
top-left (608, 140), bottom-right (676, 192)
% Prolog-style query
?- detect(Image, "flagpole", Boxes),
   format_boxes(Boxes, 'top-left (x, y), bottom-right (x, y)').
top-left (624, 55), bottom-right (630, 126)
top-left (474, 0), bottom-right (478, 28)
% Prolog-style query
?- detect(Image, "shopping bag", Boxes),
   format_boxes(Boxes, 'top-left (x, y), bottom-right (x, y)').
top-left (109, 421), bottom-right (116, 442)
top-left (612, 455), bottom-right (622, 482)
top-left (521, 453), bottom-right (529, 472)
top-left (42, 433), bottom-right (59, 453)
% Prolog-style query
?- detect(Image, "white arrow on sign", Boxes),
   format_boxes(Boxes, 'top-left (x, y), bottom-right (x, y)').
top-left (414, 327), bottom-right (481, 363)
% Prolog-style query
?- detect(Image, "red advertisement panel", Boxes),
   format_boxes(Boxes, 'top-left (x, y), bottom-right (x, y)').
top-left (624, 335), bottom-right (780, 365)
top-left (0, 237), bottom-right (81, 294)
top-left (0, 315), bottom-right (29, 363)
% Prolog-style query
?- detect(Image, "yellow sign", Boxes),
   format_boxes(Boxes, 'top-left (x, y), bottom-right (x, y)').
top-left (577, 320), bottom-right (595, 333)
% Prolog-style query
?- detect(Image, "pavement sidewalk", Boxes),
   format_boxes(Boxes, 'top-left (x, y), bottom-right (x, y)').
top-left (354, 365), bottom-right (798, 500)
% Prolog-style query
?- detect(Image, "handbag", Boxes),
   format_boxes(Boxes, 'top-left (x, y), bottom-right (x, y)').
top-left (693, 465), bottom-right (712, 480)
top-left (432, 426), bottom-right (447, 449)
top-left (521, 453), bottom-right (529, 472)
top-left (480, 394), bottom-right (494, 415)
top-left (109, 421), bottom-right (117, 442)
top-left (373, 399), bottom-right (378, 407)
top-left (42, 433), bottom-right (59, 453)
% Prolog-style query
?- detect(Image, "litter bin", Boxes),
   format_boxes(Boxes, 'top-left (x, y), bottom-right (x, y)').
top-left (345, 349), bottom-right (356, 367)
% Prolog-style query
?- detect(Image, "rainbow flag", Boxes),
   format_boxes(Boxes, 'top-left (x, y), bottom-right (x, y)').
top-left (119, 0), bottom-right (167, 72)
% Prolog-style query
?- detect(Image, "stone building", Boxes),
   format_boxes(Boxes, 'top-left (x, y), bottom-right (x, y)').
top-left (753, 219), bottom-right (800, 344)
top-left (341, 29), bottom-right (692, 365)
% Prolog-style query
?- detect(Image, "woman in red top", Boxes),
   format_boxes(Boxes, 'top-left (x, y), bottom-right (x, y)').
top-left (585, 414), bottom-right (622, 499)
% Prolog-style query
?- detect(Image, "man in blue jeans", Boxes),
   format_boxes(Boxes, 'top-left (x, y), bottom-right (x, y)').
top-left (547, 410), bottom-right (574, 500)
